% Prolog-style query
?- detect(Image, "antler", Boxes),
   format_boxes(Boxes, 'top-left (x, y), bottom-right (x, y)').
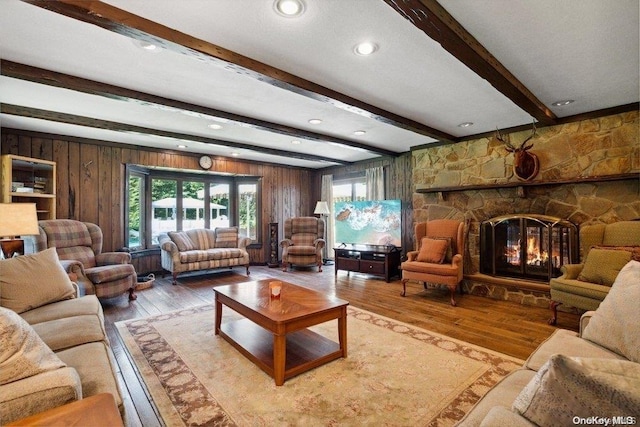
top-left (495, 128), bottom-right (516, 152)
top-left (519, 121), bottom-right (537, 150)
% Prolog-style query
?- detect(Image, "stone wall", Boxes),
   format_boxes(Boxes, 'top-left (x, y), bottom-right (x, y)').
top-left (411, 110), bottom-right (639, 305)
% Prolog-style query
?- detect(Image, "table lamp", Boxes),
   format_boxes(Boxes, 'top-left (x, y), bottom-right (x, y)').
top-left (0, 203), bottom-right (40, 259)
top-left (313, 201), bottom-right (331, 264)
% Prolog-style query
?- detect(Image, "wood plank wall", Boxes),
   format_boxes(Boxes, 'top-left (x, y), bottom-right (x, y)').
top-left (1, 129), bottom-right (316, 273)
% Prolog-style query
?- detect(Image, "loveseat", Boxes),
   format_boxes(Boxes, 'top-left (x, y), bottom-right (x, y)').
top-left (0, 248), bottom-right (123, 424)
top-left (159, 227), bottom-right (251, 285)
top-left (457, 260), bottom-right (640, 426)
top-left (549, 221), bottom-right (640, 324)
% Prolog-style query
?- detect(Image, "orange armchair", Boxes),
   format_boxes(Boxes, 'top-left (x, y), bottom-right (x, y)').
top-left (400, 219), bottom-right (465, 306)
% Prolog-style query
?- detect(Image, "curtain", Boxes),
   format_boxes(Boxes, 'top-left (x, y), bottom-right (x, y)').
top-left (321, 174), bottom-right (334, 260)
top-left (366, 166), bottom-right (385, 200)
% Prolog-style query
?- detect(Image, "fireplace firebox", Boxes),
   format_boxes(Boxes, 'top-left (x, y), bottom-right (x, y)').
top-left (480, 214), bottom-right (578, 282)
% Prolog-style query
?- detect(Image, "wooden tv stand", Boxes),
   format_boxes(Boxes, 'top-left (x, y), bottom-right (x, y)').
top-left (334, 244), bottom-right (402, 283)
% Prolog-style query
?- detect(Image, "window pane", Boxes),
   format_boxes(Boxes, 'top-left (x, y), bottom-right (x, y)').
top-left (209, 183), bottom-right (230, 229)
top-left (127, 174), bottom-right (144, 249)
top-left (182, 181), bottom-right (205, 231)
top-left (151, 179), bottom-right (177, 244)
top-left (238, 183), bottom-right (257, 240)
top-left (355, 182), bottom-right (367, 200)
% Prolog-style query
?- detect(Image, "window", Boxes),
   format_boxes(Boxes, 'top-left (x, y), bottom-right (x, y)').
top-left (333, 176), bottom-right (366, 203)
top-left (125, 166), bottom-right (261, 250)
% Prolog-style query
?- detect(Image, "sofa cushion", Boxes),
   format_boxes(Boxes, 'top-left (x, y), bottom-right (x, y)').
top-left (577, 248), bottom-right (632, 285)
top-left (479, 406), bottom-right (536, 427)
top-left (32, 314), bottom-right (107, 352)
top-left (592, 245), bottom-right (640, 261)
top-left (178, 248), bottom-right (245, 263)
top-left (168, 231), bottom-right (197, 251)
top-left (20, 295), bottom-right (103, 326)
top-left (0, 306), bottom-right (66, 385)
top-left (513, 355), bottom-right (640, 426)
top-left (0, 248), bottom-right (76, 313)
top-left (85, 263), bottom-right (136, 284)
top-left (185, 229), bottom-right (216, 250)
top-left (215, 227), bottom-right (239, 248)
top-left (582, 260), bottom-right (640, 362)
top-left (416, 237), bottom-right (448, 263)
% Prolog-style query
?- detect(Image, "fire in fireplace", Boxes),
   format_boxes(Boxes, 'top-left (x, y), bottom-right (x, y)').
top-left (480, 214), bottom-right (578, 282)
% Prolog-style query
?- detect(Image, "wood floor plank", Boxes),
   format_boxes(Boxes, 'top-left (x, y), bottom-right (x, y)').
top-left (102, 264), bottom-right (581, 426)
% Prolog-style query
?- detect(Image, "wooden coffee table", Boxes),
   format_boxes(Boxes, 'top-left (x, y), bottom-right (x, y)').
top-left (214, 279), bottom-right (349, 386)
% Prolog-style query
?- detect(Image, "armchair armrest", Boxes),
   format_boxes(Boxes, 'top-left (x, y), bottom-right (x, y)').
top-left (406, 250), bottom-right (418, 261)
top-left (279, 239), bottom-right (294, 248)
top-left (238, 237), bottom-right (252, 250)
top-left (313, 238), bottom-right (326, 250)
top-left (558, 263), bottom-right (584, 280)
top-left (451, 253), bottom-right (463, 267)
top-left (57, 260), bottom-right (91, 297)
top-left (95, 252), bottom-right (131, 266)
top-left (579, 311), bottom-right (596, 337)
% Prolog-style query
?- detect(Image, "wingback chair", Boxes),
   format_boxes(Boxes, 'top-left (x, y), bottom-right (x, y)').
top-left (32, 219), bottom-right (137, 300)
top-left (548, 220), bottom-right (640, 324)
top-left (280, 216), bottom-right (325, 272)
top-left (400, 219), bottom-right (465, 306)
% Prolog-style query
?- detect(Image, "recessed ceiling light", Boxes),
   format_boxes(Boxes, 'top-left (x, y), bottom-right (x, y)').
top-left (308, 119), bottom-right (322, 125)
top-left (231, 152), bottom-right (239, 157)
top-left (133, 39), bottom-right (159, 51)
top-left (458, 122), bottom-right (474, 128)
top-left (353, 130), bottom-right (366, 136)
top-left (354, 42), bottom-right (378, 56)
top-left (551, 99), bottom-right (575, 106)
top-left (177, 144), bottom-right (187, 148)
top-left (208, 123), bottom-right (223, 130)
top-left (274, 0), bottom-right (305, 17)
top-left (291, 140), bottom-right (301, 145)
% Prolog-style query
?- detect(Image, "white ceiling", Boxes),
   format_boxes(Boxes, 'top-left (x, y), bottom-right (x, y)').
top-left (1, 0), bottom-right (638, 169)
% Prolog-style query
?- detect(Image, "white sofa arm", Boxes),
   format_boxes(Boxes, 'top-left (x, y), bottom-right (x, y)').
top-left (579, 311), bottom-right (597, 337)
top-left (0, 367), bottom-right (82, 424)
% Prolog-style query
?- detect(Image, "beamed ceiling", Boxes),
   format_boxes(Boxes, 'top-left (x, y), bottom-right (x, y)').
top-left (0, 0), bottom-right (638, 169)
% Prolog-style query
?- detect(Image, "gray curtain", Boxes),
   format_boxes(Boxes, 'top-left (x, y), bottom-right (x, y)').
top-left (366, 166), bottom-right (385, 200)
top-left (321, 174), bottom-right (334, 260)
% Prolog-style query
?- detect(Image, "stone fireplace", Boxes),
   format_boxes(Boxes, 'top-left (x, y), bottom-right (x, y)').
top-left (480, 214), bottom-right (578, 282)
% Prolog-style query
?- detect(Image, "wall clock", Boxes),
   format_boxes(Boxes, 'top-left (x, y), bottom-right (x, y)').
top-left (199, 155), bottom-right (213, 170)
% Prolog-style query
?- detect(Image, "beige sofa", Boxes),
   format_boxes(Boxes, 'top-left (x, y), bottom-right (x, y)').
top-left (159, 227), bottom-right (251, 285)
top-left (0, 248), bottom-right (123, 424)
top-left (457, 260), bottom-right (640, 426)
top-left (549, 221), bottom-right (640, 324)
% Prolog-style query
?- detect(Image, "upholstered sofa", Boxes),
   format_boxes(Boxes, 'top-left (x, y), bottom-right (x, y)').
top-left (0, 248), bottom-right (124, 424)
top-left (159, 227), bottom-right (251, 285)
top-left (549, 220), bottom-right (640, 324)
top-left (457, 260), bottom-right (640, 426)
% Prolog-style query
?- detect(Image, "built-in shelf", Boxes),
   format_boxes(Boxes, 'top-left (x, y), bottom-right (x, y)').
top-left (416, 173), bottom-right (638, 195)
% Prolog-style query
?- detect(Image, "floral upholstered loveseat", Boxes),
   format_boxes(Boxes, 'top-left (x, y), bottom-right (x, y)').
top-left (158, 227), bottom-right (251, 285)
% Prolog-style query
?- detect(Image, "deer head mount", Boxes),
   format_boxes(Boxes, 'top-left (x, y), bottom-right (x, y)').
top-left (496, 122), bottom-right (540, 181)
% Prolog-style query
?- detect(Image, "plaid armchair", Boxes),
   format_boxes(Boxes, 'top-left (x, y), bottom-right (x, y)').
top-left (280, 217), bottom-right (325, 272)
top-left (32, 219), bottom-right (137, 300)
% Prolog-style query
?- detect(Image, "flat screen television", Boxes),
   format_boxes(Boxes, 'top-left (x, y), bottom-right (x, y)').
top-left (334, 199), bottom-right (402, 247)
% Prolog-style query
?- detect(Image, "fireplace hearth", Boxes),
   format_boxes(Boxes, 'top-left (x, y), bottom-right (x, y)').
top-left (480, 214), bottom-right (578, 282)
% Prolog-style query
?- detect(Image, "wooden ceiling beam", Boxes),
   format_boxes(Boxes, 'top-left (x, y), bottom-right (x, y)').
top-left (21, 0), bottom-right (456, 142)
top-left (383, 0), bottom-right (557, 125)
top-left (1, 60), bottom-right (397, 158)
top-left (0, 104), bottom-right (351, 165)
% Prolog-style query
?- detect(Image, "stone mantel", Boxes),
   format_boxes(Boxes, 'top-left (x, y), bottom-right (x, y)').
top-left (416, 172), bottom-right (638, 195)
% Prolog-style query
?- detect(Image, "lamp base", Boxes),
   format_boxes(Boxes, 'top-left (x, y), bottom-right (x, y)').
top-left (0, 239), bottom-right (25, 259)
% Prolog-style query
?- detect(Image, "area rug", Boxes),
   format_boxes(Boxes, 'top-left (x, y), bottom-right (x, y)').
top-left (116, 304), bottom-right (523, 426)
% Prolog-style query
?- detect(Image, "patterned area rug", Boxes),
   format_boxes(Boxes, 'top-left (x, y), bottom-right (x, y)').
top-left (116, 304), bottom-right (523, 426)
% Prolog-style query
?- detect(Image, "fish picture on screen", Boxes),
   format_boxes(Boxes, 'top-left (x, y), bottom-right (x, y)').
top-left (334, 199), bottom-right (402, 247)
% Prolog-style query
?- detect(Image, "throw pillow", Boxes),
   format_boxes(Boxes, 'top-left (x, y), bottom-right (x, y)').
top-left (592, 245), bottom-right (640, 261)
top-left (513, 354), bottom-right (640, 427)
top-left (577, 248), bottom-right (632, 285)
top-left (168, 231), bottom-right (196, 251)
top-left (416, 237), bottom-right (449, 263)
top-left (215, 227), bottom-right (239, 248)
top-left (582, 260), bottom-right (640, 362)
top-left (0, 306), bottom-right (66, 385)
top-left (0, 248), bottom-right (76, 314)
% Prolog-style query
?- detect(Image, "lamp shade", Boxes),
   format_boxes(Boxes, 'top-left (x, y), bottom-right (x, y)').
top-left (0, 203), bottom-right (39, 237)
top-left (313, 201), bottom-right (330, 215)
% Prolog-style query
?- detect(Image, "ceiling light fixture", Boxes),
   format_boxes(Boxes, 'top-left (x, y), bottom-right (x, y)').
top-left (353, 130), bottom-right (366, 136)
top-left (274, 0), bottom-right (305, 17)
top-left (458, 122), bottom-right (474, 128)
top-left (551, 99), bottom-right (575, 106)
top-left (133, 39), bottom-right (159, 52)
top-left (231, 152), bottom-right (239, 157)
top-left (291, 140), bottom-right (301, 145)
top-left (354, 42), bottom-right (378, 56)
top-left (208, 123), bottom-right (223, 130)
top-left (308, 119), bottom-right (322, 125)
top-left (177, 144), bottom-right (187, 148)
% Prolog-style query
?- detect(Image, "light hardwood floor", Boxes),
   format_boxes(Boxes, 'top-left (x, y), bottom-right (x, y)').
top-left (102, 264), bottom-right (580, 427)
